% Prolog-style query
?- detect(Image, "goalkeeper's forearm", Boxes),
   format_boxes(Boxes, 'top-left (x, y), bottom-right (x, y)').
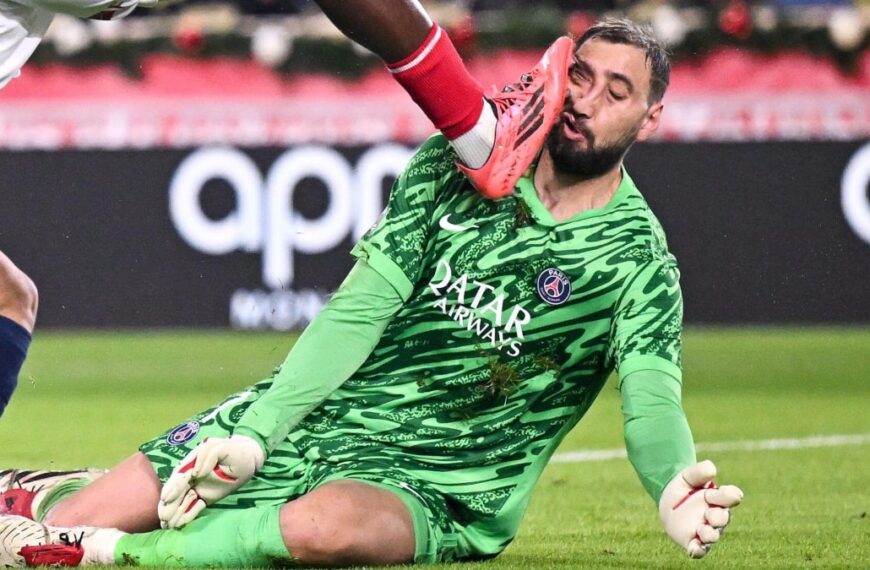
top-left (620, 369), bottom-right (696, 503)
top-left (233, 259), bottom-right (403, 453)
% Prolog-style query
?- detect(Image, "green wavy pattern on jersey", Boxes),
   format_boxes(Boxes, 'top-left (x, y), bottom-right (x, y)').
top-left (292, 135), bottom-right (683, 554)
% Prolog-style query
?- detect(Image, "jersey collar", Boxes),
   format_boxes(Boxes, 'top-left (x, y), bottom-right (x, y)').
top-left (515, 164), bottom-right (637, 227)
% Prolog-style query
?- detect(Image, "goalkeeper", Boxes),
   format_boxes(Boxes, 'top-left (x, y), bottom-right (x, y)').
top-left (0, 18), bottom-right (743, 568)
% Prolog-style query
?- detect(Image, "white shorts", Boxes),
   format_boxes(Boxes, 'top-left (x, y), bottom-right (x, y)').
top-left (0, 0), bottom-right (53, 89)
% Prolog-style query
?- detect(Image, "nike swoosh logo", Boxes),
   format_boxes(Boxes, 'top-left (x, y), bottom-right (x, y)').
top-left (439, 215), bottom-right (479, 232)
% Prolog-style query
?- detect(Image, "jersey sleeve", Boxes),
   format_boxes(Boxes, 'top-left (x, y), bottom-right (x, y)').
top-left (351, 135), bottom-right (455, 300)
top-left (621, 369), bottom-right (696, 502)
top-left (233, 259), bottom-right (403, 453)
top-left (609, 259), bottom-right (683, 382)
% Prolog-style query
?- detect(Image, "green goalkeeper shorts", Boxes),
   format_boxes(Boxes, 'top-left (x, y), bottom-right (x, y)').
top-left (139, 379), bottom-right (464, 564)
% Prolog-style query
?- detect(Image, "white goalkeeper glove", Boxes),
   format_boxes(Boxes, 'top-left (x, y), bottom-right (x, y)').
top-left (658, 460), bottom-right (743, 559)
top-left (158, 435), bottom-right (265, 529)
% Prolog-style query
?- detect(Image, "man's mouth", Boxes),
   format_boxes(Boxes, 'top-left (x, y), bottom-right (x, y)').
top-left (560, 112), bottom-right (590, 143)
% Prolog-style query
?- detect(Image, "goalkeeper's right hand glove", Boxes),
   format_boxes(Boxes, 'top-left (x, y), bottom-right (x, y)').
top-left (158, 435), bottom-right (265, 529)
top-left (658, 460), bottom-right (744, 558)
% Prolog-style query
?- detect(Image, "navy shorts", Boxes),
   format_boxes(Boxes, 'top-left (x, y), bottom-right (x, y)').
top-left (0, 315), bottom-right (31, 416)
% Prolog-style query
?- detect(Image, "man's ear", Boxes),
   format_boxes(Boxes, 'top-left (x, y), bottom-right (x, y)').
top-left (636, 102), bottom-right (663, 142)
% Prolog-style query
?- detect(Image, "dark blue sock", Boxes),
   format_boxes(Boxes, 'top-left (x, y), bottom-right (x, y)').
top-left (0, 316), bottom-right (31, 417)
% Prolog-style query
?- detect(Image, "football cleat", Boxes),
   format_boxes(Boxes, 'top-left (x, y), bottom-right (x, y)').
top-left (458, 35), bottom-right (573, 199)
top-left (0, 514), bottom-right (120, 567)
top-left (0, 469), bottom-right (106, 520)
top-left (19, 532), bottom-right (85, 567)
top-left (0, 515), bottom-right (53, 567)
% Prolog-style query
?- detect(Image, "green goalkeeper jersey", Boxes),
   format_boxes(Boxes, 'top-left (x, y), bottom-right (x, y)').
top-left (287, 135), bottom-right (683, 555)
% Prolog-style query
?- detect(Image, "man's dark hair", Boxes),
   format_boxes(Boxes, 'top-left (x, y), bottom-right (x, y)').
top-left (574, 18), bottom-right (670, 104)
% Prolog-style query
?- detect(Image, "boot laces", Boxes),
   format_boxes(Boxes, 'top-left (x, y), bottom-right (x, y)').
top-left (493, 71), bottom-right (538, 113)
top-left (58, 531), bottom-right (84, 548)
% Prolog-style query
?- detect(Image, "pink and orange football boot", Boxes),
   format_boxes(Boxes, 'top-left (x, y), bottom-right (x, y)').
top-left (459, 36), bottom-right (574, 199)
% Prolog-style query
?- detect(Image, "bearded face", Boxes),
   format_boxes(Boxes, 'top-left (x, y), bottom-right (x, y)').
top-left (545, 112), bottom-right (641, 179)
top-left (544, 38), bottom-right (662, 180)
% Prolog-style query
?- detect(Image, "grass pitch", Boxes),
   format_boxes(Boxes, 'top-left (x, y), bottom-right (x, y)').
top-left (1, 327), bottom-right (868, 568)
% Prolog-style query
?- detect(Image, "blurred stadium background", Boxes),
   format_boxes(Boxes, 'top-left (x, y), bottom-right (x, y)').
top-left (0, 1), bottom-right (868, 568)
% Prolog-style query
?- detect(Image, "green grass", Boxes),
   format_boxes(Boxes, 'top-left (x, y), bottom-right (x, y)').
top-left (1, 327), bottom-right (868, 568)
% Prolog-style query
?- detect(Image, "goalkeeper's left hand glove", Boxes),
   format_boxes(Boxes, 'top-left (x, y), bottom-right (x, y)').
top-left (659, 460), bottom-right (744, 558)
top-left (158, 435), bottom-right (265, 529)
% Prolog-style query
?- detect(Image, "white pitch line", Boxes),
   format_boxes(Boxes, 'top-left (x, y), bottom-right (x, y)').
top-left (550, 433), bottom-right (870, 464)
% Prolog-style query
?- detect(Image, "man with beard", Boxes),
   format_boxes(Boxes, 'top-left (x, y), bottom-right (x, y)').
top-left (0, 18), bottom-right (743, 568)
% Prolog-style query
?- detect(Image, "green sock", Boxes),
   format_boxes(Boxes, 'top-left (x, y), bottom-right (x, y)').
top-left (36, 479), bottom-right (91, 522)
top-left (114, 504), bottom-right (292, 567)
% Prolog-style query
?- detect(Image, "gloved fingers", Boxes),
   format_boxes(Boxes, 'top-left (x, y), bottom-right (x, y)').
top-left (706, 484), bottom-right (744, 508)
top-left (705, 506), bottom-right (730, 528)
top-left (682, 460), bottom-right (717, 488)
top-left (173, 497), bottom-right (206, 529)
top-left (159, 469), bottom-right (193, 505)
top-left (696, 524), bottom-right (721, 544)
top-left (157, 497), bottom-right (176, 529)
top-left (158, 473), bottom-right (192, 529)
top-left (211, 462), bottom-right (240, 482)
top-left (166, 488), bottom-right (206, 529)
top-left (190, 440), bottom-right (222, 479)
top-left (686, 538), bottom-right (710, 559)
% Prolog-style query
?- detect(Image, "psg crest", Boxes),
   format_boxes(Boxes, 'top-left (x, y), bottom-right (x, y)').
top-left (536, 268), bottom-right (572, 306)
top-left (166, 421), bottom-right (200, 446)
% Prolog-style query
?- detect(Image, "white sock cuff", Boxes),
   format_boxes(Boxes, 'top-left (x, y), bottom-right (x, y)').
top-left (82, 528), bottom-right (126, 566)
top-left (448, 99), bottom-right (497, 169)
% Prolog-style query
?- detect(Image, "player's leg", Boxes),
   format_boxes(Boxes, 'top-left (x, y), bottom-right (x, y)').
top-left (0, 251), bottom-right (38, 416)
top-left (314, 0), bottom-right (430, 63)
top-left (315, 0), bottom-right (572, 198)
top-left (2, 455), bottom-right (455, 567)
top-left (278, 480), bottom-right (416, 565)
top-left (42, 453), bottom-right (161, 533)
top-left (2, 388), bottom-right (261, 529)
top-left (1, 480), bottom-right (419, 567)
top-left (44, 381), bottom-right (272, 532)
top-left (316, 0), bottom-right (490, 159)
top-left (113, 480), bottom-right (416, 567)
top-left (0, 252), bottom-right (37, 334)
top-left (0, 469), bottom-right (106, 520)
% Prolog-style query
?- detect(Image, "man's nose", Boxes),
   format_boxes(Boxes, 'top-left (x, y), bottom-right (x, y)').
top-left (570, 89), bottom-right (598, 119)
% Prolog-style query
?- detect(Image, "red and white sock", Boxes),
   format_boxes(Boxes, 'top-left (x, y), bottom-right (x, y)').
top-left (387, 25), bottom-right (496, 168)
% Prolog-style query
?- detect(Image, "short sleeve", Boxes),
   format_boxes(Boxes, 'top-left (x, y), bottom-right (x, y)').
top-left (609, 260), bottom-right (683, 383)
top-left (351, 135), bottom-right (455, 300)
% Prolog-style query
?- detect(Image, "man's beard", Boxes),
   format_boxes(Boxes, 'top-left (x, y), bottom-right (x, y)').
top-left (545, 120), bottom-right (638, 179)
